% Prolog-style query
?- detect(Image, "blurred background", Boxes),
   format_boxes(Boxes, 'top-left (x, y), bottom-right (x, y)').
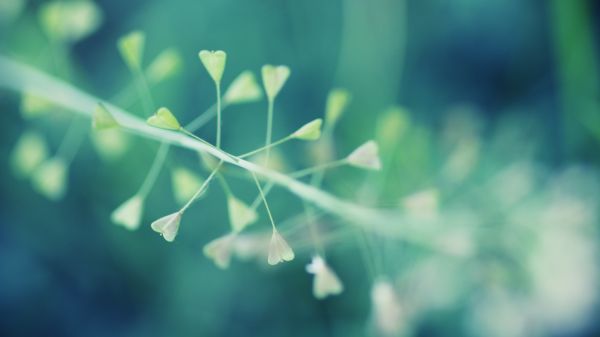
top-left (1, 0), bottom-right (600, 336)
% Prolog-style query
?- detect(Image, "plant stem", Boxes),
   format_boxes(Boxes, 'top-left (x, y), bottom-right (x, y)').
top-left (290, 159), bottom-right (348, 178)
top-left (137, 142), bottom-right (170, 198)
top-left (216, 82), bottom-right (222, 149)
top-left (265, 98), bottom-right (274, 164)
top-left (0, 56), bottom-right (452, 243)
top-left (56, 116), bottom-right (88, 165)
top-left (179, 128), bottom-right (239, 163)
top-left (133, 67), bottom-right (155, 116)
top-left (239, 136), bottom-right (292, 159)
top-left (216, 172), bottom-right (232, 198)
top-left (180, 161), bottom-right (223, 213)
top-left (252, 172), bottom-right (276, 230)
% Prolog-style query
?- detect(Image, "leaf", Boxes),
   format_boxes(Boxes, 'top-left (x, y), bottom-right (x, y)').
top-left (171, 167), bottom-right (204, 206)
top-left (292, 119), bottom-right (322, 141)
top-left (347, 140), bottom-right (382, 171)
top-left (267, 229), bottom-right (294, 265)
top-left (91, 129), bottom-right (131, 162)
top-left (31, 157), bottom-right (68, 201)
top-left (147, 48), bottom-right (182, 84)
top-left (203, 233), bottom-right (236, 269)
top-left (92, 103), bottom-right (119, 130)
top-left (223, 71), bottom-right (263, 105)
top-left (10, 130), bottom-right (49, 179)
top-left (147, 107), bottom-right (181, 130)
top-left (111, 195), bottom-right (144, 230)
top-left (306, 255), bottom-right (344, 299)
top-left (118, 30), bottom-right (145, 70)
top-left (325, 89), bottom-right (351, 128)
top-left (227, 197), bottom-right (258, 232)
top-left (39, 1), bottom-right (102, 43)
top-left (150, 212), bottom-right (181, 242)
top-left (198, 50), bottom-right (227, 84)
top-left (261, 65), bottom-right (290, 100)
top-left (375, 106), bottom-right (409, 152)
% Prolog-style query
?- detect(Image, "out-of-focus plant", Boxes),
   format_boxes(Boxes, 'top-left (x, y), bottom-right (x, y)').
top-left (2, 2), bottom-right (599, 337)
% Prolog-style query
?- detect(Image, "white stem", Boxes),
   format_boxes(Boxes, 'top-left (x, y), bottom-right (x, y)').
top-left (0, 56), bottom-right (438, 240)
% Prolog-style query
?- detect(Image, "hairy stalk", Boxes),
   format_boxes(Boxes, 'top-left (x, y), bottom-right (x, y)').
top-left (0, 56), bottom-right (448, 243)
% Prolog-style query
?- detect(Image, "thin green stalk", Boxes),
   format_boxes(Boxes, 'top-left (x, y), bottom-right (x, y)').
top-left (252, 172), bottom-right (276, 230)
top-left (290, 159), bottom-right (348, 178)
top-left (302, 201), bottom-right (325, 256)
top-left (133, 67), bottom-right (155, 115)
top-left (250, 181), bottom-right (274, 210)
top-left (216, 83), bottom-right (222, 149)
top-left (239, 135), bottom-right (292, 159)
top-left (180, 161), bottom-right (223, 213)
top-left (179, 128), bottom-right (238, 163)
top-left (0, 57), bottom-right (461, 248)
top-left (216, 172), bottom-right (232, 197)
top-left (56, 117), bottom-right (88, 165)
top-left (137, 142), bottom-right (170, 198)
top-left (265, 98), bottom-right (274, 164)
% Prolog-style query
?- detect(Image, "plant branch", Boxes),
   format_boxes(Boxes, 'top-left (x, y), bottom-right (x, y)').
top-left (0, 56), bottom-right (441, 240)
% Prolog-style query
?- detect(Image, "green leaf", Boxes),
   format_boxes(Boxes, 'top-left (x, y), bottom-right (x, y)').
top-left (171, 167), bottom-right (204, 206)
top-left (20, 93), bottom-right (54, 118)
top-left (325, 89), bottom-right (351, 128)
top-left (147, 48), bottom-right (182, 84)
top-left (147, 107), bottom-right (181, 130)
top-left (292, 119), bottom-right (322, 141)
top-left (227, 197), bottom-right (258, 232)
top-left (376, 106), bottom-right (409, 151)
top-left (39, 1), bottom-right (102, 43)
top-left (151, 212), bottom-right (181, 242)
top-left (92, 103), bottom-right (119, 130)
top-left (10, 130), bottom-right (49, 179)
top-left (223, 71), bottom-right (263, 105)
top-left (261, 65), bottom-right (290, 101)
top-left (111, 195), bottom-right (144, 230)
top-left (31, 157), bottom-right (68, 201)
top-left (198, 50), bottom-right (227, 84)
top-left (118, 30), bottom-right (145, 70)
top-left (347, 140), bottom-right (382, 171)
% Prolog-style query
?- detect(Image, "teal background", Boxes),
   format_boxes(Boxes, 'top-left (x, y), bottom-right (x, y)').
top-left (1, 1), bottom-right (600, 336)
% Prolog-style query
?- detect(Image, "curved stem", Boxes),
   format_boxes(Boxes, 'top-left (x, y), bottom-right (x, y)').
top-left (0, 56), bottom-right (447, 242)
top-left (252, 172), bottom-right (277, 230)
